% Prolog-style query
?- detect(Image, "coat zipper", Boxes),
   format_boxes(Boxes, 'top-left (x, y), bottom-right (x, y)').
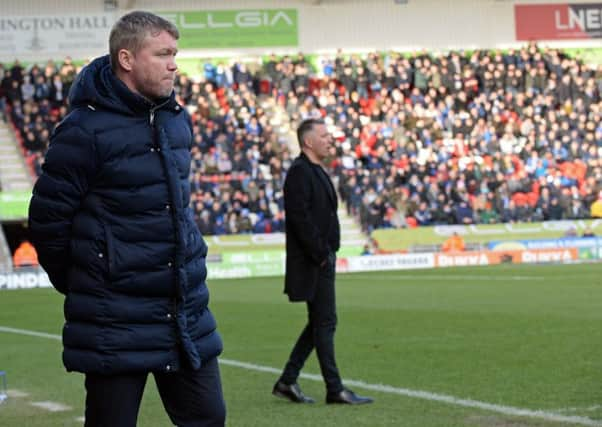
top-left (149, 99), bottom-right (169, 126)
top-left (149, 102), bottom-right (182, 313)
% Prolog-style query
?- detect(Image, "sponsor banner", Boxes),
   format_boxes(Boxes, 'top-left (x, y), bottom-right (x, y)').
top-left (336, 257), bottom-right (350, 273)
top-left (0, 191), bottom-right (31, 220)
top-left (0, 270), bottom-right (51, 290)
top-left (2, 248), bottom-right (585, 289)
top-left (432, 220), bottom-right (602, 238)
top-left (515, 3), bottom-right (602, 41)
top-left (223, 250), bottom-right (285, 264)
top-left (209, 253), bottom-right (435, 278)
top-left (520, 248), bottom-right (579, 263)
top-left (577, 247), bottom-right (599, 260)
top-left (206, 253), bottom-right (223, 263)
top-left (436, 252), bottom-right (492, 268)
top-left (345, 253), bottom-right (435, 272)
top-left (488, 237), bottom-right (602, 251)
top-left (207, 260), bottom-right (284, 279)
top-left (207, 265), bottom-right (253, 279)
top-left (435, 248), bottom-right (579, 268)
top-left (0, 14), bottom-right (114, 60)
top-left (160, 9), bottom-right (298, 48)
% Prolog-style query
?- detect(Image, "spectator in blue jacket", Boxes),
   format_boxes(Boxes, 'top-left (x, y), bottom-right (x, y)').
top-left (28, 11), bottom-right (225, 427)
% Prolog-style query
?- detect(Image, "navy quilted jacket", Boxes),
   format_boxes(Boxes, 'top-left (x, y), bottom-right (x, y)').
top-left (28, 55), bottom-right (222, 374)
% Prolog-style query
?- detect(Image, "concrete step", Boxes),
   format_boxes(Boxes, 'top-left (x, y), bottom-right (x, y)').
top-left (0, 171), bottom-right (29, 180)
top-left (0, 145), bottom-right (12, 152)
top-left (0, 155), bottom-right (21, 162)
top-left (0, 151), bottom-right (20, 159)
top-left (6, 182), bottom-right (32, 190)
top-left (0, 164), bottom-right (26, 172)
top-left (0, 160), bottom-right (22, 167)
top-left (341, 238), bottom-right (367, 246)
top-left (0, 143), bottom-right (18, 150)
top-left (341, 232), bottom-right (364, 239)
top-left (5, 177), bottom-right (31, 183)
top-left (0, 164), bottom-right (27, 172)
top-left (0, 156), bottom-right (19, 162)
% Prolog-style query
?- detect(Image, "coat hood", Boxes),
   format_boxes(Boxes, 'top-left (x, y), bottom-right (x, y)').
top-left (68, 55), bottom-right (175, 116)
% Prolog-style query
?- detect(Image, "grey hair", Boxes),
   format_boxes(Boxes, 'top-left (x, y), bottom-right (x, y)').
top-left (109, 11), bottom-right (179, 71)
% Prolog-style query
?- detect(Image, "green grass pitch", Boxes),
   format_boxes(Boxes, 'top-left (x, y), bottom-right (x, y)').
top-left (1, 263), bottom-right (601, 426)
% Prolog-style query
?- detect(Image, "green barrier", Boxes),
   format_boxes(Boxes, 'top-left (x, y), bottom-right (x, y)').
top-left (207, 259), bottom-right (284, 279)
top-left (205, 234), bottom-right (361, 256)
top-left (563, 48), bottom-right (602, 65)
top-left (0, 191), bottom-right (31, 221)
top-left (373, 220), bottom-right (602, 252)
top-left (161, 9), bottom-right (298, 49)
top-left (223, 250), bottom-right (284, 264)
top-left (220, 246), bottom-right (363, 264)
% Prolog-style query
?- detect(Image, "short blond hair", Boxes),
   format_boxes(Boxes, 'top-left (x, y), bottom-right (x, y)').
top-left (109, 11), bottom-right (179, 71)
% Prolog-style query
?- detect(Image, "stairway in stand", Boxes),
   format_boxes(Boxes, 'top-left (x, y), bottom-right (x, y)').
top-left (0, 119), bottom-right (33, 272)
top-left (338, 207), bottom-right (367, 255)
top-left (261, 96), bottom-right (368, 255)
top-left (0, 121), bottom-right (32, 192)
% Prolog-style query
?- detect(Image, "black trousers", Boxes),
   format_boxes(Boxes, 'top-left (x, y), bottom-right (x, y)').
top-left (84, 357), bottom-right (225, 427)
top-left (280, 253), bottom-right (343, 394)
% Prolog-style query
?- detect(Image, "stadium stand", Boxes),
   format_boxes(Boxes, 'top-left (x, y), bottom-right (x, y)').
top-left (268, 44), bottom-right (602, 233)
top-left (1, 43), bottom-right (601, 238)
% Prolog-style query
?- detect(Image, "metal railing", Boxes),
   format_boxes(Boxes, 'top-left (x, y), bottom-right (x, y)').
top-left (0, 228), bottom-right (12, 273)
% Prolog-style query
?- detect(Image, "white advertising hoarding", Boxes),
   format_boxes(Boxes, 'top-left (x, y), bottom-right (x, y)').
top-left (0, 271), bottom-right (51, 290)
top-left (0, 14), bottom-right (115, 61)
top-left (345, 253), bottom-right (435, 273)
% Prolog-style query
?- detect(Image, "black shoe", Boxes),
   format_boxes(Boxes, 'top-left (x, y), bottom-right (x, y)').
top-left (326, 388), bottom-right (374, 405)
top-left (272, 381), bottom-right (315, 403)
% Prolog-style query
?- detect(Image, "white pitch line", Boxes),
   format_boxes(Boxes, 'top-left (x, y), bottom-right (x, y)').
top-left (0, 326), bottom-right (62, 340)
top-left (343, 275), bottom-right (546, 282)
top-left (30, 401), bottom-right (72, 412)
top-left (1, 326), bottom-right (601, 426)
top-left (220, 359), bottom-right (602, 426)
top-left (7, 389), bottom-right (30, 398)
top-left (555, 406), bottom-right (602, 414)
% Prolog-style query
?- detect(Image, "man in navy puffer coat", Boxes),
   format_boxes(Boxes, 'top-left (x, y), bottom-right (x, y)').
top-left (28, 11), bottom-right (225, 426)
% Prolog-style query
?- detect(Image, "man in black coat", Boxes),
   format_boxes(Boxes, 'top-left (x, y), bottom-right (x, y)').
top-left (272, 118), bottom-right (373, 405)
top-left (28, 11), bottom-right (224, 427)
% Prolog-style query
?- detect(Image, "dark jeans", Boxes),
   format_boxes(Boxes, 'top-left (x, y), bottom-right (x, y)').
top-left (84, 357), bottom-right (225, 427)
top-left (280, 253), bottom-right (343, 394)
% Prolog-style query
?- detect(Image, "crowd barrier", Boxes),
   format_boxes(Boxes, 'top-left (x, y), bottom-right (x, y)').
top-left (1, 240), bottom-right (598, 289)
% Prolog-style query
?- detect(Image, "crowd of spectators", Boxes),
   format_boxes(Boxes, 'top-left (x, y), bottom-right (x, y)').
top-left (0, 57), bottom-right (290, 235)
top-left (1, 43), bottom-right (602, 236)
top-left (173, 63), bottom-right (291, 235)
top-left (264, 44), bottom-right (602, 232)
